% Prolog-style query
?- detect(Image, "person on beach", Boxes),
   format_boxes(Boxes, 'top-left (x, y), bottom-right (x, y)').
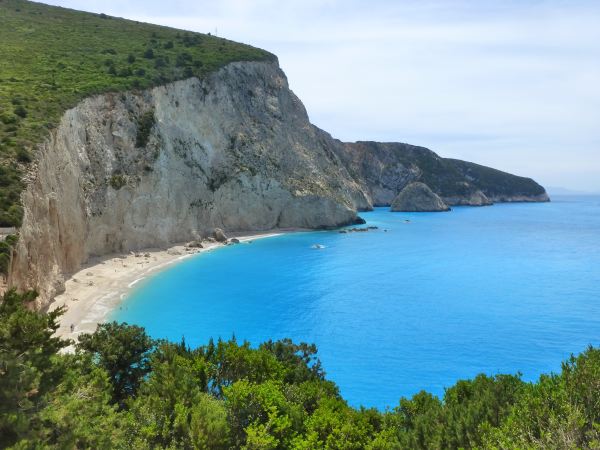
top-left (70, 324), bottom-right (74, 333)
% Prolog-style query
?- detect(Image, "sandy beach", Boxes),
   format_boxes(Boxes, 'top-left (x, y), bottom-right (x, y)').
top-left (49, 231), bottom-right (284, 342)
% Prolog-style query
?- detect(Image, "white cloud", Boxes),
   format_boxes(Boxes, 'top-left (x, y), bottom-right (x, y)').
top-left (44, 0), bottom-right (600, 191)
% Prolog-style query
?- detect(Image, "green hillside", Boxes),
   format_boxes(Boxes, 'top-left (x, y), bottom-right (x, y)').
top-left (0, 0), bottom-right (275, 227)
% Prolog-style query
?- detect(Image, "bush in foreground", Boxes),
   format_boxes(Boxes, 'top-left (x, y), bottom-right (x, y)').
top-left (0, 289), bottom-right (598, 449)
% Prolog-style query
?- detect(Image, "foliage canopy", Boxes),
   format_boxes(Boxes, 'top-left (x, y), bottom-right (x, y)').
top-left (1, 289), bottom-right (598, 449)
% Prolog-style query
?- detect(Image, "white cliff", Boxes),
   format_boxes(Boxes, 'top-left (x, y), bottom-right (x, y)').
top-left (9, 61), bottom-right (369, 307)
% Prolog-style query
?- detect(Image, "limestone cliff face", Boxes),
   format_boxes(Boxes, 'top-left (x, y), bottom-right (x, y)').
top-left (9, 61), bottom-right (369, 307)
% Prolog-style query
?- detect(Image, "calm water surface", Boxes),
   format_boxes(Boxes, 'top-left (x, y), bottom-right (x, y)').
top-left (113, 195), bottom-right (600, 408)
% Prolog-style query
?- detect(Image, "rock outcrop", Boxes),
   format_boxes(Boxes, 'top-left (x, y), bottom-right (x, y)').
top-left (8, 59), bottom-right (549, 308)
top-left (391, 182), bottom-right (450, 212)
top-left (212, 228), bottom-right (228, 243)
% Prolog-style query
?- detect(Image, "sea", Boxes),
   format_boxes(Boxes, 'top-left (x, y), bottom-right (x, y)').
top-left (112, 195), bottom-right (600, 408)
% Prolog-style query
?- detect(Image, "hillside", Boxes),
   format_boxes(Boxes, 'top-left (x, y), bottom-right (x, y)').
top-left (0, 0), bottom-right (275, 226)
top-left (333, 140), bottom-right (548, 206)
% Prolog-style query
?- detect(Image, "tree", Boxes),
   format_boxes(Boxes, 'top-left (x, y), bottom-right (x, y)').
top-left (35, 354), bottom-right (127, 448)
top-left (128, 342), bottom-right (229, 448)
top-left (13, 105), bottom-right (27, 118)
top-left (200, 338), bottom-right (285, 396)
top-left (260, 339), bottom-right (324, 384)
top-left (0, 289), bottom-right (67, 447)
top-left (442, 373), bottom-right (524, 448)
top-left (484, 347), bottom-right (600, 449)
top-left (77, 322), bottom-right (154, 405)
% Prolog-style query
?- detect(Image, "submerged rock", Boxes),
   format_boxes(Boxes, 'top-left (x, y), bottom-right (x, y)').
top-left (391, 182), bottom-right (450, 212)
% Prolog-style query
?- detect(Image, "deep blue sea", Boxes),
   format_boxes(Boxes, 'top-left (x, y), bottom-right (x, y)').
top-left (113, 195), bottom-right (600, 408)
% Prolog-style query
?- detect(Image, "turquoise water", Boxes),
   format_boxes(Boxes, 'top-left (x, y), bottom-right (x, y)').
top-left (113, 195), bottom-right (600, 408)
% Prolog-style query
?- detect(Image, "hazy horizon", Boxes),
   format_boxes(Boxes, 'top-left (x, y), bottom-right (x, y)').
top-left (44, 0), bottom-right (600, 192)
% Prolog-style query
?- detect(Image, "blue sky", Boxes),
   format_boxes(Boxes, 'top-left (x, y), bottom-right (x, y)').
top-left (46, 0), bottom-right (600, 191)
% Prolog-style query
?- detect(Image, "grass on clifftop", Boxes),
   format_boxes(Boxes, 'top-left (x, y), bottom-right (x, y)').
top-left (0, 0), bottom-right (275, 227)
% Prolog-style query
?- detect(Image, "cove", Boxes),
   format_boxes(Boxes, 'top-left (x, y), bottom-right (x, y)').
top-left (112, 196), bottom-right (600, 408)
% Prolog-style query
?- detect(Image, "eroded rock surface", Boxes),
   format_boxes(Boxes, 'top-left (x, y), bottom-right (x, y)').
top-left (10, 61), bottom-right (369, 306)
top-left (391, 182), bottom-right (450, 212)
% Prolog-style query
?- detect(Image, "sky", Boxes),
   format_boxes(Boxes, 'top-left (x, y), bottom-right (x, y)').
top-left (45, 0), bottom-right (600, 192)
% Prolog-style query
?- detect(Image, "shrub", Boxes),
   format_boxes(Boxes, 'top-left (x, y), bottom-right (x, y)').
top-left (135, 110), bottom-right (155, 147)
top-left (0, 250), bottom-right (11, 275)
top-left (176, 52), bottom-right (191, 67)
top-left (126, 54), bottom-right (135, 64)
top-left (143, 48), bottom-right (154, 59)
top-left (164, 40), bottom-right (173, 49)
top-left (109, 174), bottom-right (127, 190)
top-left (13, 105), bottom-right (27, 118)
top-left (0, 113), bottom-right (17, 125)
top-left (0, 204), bottom-right (24, 227)
top-left (15, 148), bottom-right (32, 163)
top-left (118, 67), bottom-right (132, 77)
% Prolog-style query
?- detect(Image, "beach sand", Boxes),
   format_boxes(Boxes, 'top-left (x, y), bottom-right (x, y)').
top-left (49, 231), bottom-right (284, 342)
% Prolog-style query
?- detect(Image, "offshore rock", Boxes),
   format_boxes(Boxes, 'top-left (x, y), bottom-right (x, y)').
top-left (391, 182), bottom-right (450, 212)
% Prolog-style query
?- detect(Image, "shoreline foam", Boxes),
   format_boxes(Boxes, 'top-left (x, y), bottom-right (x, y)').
top-left (50, 231), bottom-right (286, 341)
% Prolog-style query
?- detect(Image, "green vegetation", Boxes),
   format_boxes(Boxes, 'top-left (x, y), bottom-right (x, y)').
top-left (109, 174), bottom-right (127, 190)
top-left (0, 233), bottom-right (18, 275)
top-left (0, 0), bottom-right (275, 227)
top-left (135, 110), bottom-right (156, 148)
top-left (446, 158), bottom-right (547, 198)
top-left (1, 290), bottom-right (598, 449)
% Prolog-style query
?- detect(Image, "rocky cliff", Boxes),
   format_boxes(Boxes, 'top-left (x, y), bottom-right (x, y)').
top-left (9, 61), bottom-right (369, 307)
top-left (8, 60), bottom-right (548, 308)
top-left (332, 141), bottom-right (549, 207)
